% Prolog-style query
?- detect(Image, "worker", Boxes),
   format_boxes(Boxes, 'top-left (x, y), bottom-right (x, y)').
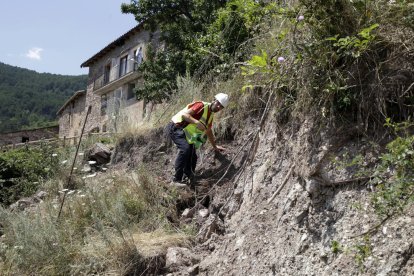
top-left (167, 93), bottom-right (229, 187)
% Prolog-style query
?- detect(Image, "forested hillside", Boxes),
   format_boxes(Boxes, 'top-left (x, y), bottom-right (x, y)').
top-left (0, 62), bottom-right (87, 133)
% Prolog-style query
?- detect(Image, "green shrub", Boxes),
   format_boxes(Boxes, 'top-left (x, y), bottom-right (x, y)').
top-left (370, 119), bottom-right (414, 218)
top-left (0, 143), bottom-right (62, 205)
top-left (353, 236), bottom-right (372, 270)
top-left (331, 240), bottom-right (342, 254)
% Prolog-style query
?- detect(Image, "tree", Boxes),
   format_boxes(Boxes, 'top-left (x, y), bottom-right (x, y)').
top-left (121, 0), bottom-right (230, 102)
top-left (121, 0), bottom-right (272, 102)
top-left (0, 62), bottom-right (87, 133)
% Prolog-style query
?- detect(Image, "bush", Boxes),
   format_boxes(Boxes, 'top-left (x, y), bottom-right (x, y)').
top-left (370, 119), bottom-right (414, 218)
top-left (0, 143), bottom-right (62, 206)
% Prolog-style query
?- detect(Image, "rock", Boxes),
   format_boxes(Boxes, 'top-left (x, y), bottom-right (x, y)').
top-left (9, 198), bottom-right (33, 211)
top-left (81, 164), bottom-right (92, 173)
top-left (295, 209), bottom-right (308, 224)
top-left (35, 191), bottom-right (47, 199)
top-left (182, 208), bottom-right (196, 219)
top-left (85, 143), bottom-right (112, 165)
top-left (198, 208), bottom-right (209, 218)
top-left (165, 247), bottom-right (198, 272)
top-left (188, 265), bottom-right (199, 275)
top-left (297, 233), bottom-right (310, 254)
top-left (234, 236), bottom-right (245, 250)
top-left (305, 178), bottom-right (320, 195)
top-left (197, 214), bottom-right (224, 243)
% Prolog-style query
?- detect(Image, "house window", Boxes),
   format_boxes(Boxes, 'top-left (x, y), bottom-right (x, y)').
top-left (119, 55), bottom-right (128, 77)
top-left (69, 110), bottom-right (73, 127)
top-left (133, 47), bottom-right (143, 70)
top-left (104, 63), bottom-right (111, 84)
top-left (127, 83), bottom-right (136, 100)
top-left (101, 94), bottom-right (107, 115)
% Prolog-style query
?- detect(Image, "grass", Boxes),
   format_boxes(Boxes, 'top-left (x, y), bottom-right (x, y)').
top-left (132, 230), bottom-right (191, 258)
top-left (0, 164), bottom-right (189, 275)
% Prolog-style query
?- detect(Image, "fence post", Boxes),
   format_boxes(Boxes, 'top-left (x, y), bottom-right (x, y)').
top-left (57, 106), bottom-right (92, 222)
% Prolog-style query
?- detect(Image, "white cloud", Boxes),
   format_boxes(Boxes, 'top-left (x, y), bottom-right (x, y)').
top-left (26, 47), bottom-right (43, 60)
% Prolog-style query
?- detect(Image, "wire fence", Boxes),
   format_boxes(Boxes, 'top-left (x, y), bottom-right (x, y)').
top-left (0, 132), bottom-right (116, 151)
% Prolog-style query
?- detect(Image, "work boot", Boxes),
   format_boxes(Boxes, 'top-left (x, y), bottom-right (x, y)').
top-left (183, 175), bottom-right (198, 189)
top-left (170, 178), bottom-right (187, 188)
top-left (170, 181), bottom-right (187, 188)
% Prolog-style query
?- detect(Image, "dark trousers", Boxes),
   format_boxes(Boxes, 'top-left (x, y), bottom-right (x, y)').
top-left (167, 122), bottom-right (197, 182)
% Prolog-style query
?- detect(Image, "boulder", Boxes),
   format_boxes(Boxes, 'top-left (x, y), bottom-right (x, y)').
top-left (197, 214), bottom-right (224, 243)
top-left (85, 143), bottom-right (111, 165)
top-left (9, 198), bottom-right (34, 211)
top-left (165, 247), bottom-right (199, 272)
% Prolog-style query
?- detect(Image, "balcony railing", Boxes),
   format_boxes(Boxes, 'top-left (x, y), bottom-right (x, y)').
top-left (93, 60), bottom-right (141, 91)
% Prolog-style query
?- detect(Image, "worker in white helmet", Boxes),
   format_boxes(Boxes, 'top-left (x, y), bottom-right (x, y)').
top-left (168, 93), bottom-right (229, 187)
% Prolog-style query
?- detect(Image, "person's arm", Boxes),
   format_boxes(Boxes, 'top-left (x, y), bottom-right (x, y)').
top-left (181, 106), bottom-right (206, 131)
top-left (206, 128), bottom-right (225, 152)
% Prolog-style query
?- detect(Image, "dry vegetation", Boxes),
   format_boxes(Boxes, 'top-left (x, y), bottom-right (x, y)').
top-left (0, 163), bottom-right (191, 275)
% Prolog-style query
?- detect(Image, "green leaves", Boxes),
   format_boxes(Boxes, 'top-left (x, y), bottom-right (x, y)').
top-left (250, 51), bottom-right (268, 67)
top-left (331, 240), bottom-right (342, 254)
top-left (370, 120), bottom-right (414, 218)
top-left (354, 236), bottom-right (372, 269)
top-left (241, 50), bottom-right (269, 76)
top-left (329, 23), bottom-right (379, 58)
top-left (0, 62), bottom-right (86, 132)
top-left (122, 0), bottom-right (275, 102)
top-left (0, 144), bottom-right (61, 206)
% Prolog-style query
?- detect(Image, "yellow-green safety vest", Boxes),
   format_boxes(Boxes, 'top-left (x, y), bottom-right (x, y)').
top-left (171, 102), bottom-right (214, 149)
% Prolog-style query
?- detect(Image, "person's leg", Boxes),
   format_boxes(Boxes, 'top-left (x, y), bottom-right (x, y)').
top-left (170, 125), bottom-right (192, 182)
top-left (185, 146), bottom-right (197, 179)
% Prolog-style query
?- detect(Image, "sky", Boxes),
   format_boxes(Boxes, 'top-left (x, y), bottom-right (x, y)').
top-left (0, 1), bottom-right (138, 76)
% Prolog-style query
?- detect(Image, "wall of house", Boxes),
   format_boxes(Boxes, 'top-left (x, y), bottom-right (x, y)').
top-left (84, 83), bottom-right (147, 134)
top-left (0, 126), bottom-right (59, 146)
top-left (83, 29), bottom-right (160, 134)
top-left (58, 94), bottom-right (86, 138)
top-left (86, 30), bottom-right (157, 86)
top-left (108, 83), bottom-right (146, 133)
top-left (84, 82), bottom-right (102, 133)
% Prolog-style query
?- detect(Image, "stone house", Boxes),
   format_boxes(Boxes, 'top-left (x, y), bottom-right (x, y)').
top-left (57, 90), bottom-right (86, 139)
top-left (58, 24), bottom-right (159, 138)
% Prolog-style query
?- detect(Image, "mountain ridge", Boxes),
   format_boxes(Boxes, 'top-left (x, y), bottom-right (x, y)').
top-left (0, 62), bottom-right (87, 133)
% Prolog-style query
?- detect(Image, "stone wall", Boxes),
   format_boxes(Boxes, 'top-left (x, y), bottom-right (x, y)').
top-left (0, 126), bottom-right (59, 146)
top-left (84, 83), bottom-right (147, 134)
top-left (58, 93), bottom-right (86, 138)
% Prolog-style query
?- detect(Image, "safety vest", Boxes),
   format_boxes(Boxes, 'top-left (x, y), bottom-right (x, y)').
top-left (171, 102), bottom-right (214, 149)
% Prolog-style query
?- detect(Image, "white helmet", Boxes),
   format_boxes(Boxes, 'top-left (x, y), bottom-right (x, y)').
top-left (215, 93), bottom-right (229, 108)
